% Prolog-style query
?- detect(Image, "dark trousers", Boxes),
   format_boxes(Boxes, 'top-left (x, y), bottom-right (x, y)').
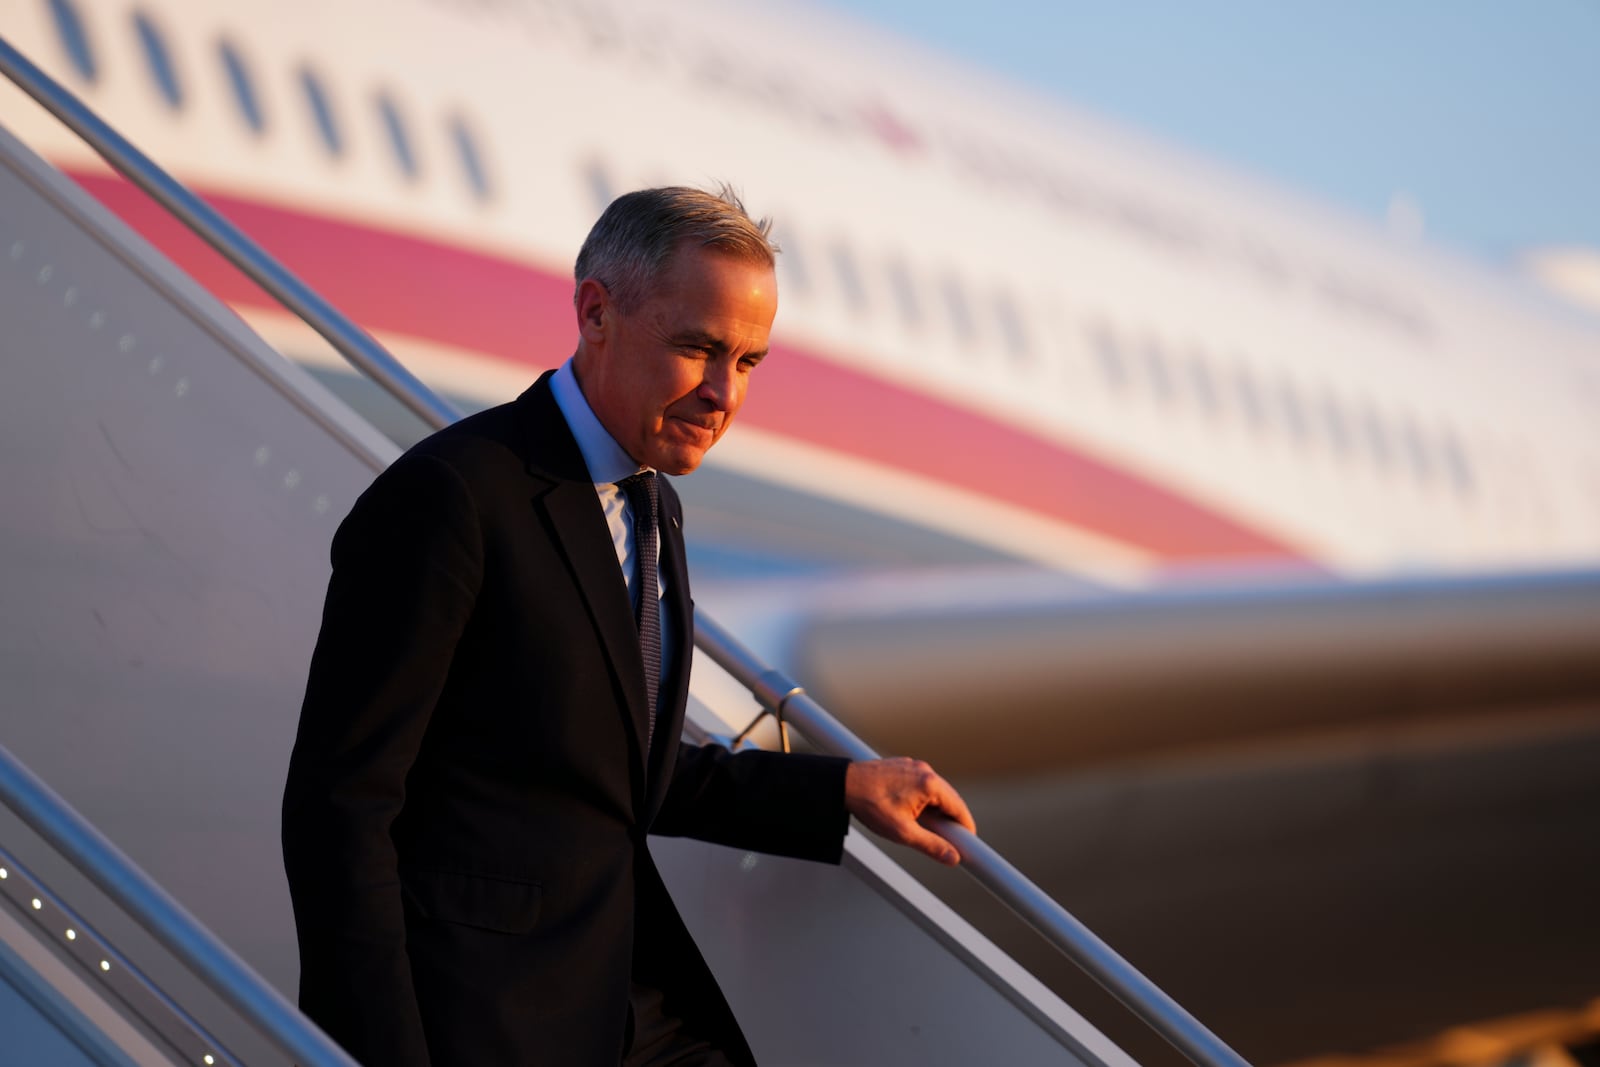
top-left (622, 981), bottom-right (739, 1067)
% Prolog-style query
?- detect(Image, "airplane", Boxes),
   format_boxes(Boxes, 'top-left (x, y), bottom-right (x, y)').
top-left (2, 0), bottom-right (1599, 1062)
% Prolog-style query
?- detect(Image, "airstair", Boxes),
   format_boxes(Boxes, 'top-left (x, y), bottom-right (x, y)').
top-left (0, 36), bottom-right (1246, 1066)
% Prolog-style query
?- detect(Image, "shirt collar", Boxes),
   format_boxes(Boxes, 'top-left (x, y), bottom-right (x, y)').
top-left (550, 357), bottom-right (648, 486)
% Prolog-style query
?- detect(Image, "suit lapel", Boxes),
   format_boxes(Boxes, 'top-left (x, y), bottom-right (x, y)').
top-left (515, 376), bottom-right (654, 797)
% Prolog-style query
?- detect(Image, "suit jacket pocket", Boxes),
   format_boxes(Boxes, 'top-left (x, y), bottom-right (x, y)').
top-left (400, 867), bottom-right (543, 934)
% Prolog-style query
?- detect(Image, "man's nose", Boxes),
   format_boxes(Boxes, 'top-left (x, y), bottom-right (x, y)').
top-left (696, 361), bottom-right (740, 410)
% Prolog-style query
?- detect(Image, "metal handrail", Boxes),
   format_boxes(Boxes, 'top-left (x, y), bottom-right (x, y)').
top-left (0, 844), bottom-right (244, 1067)
top-left (0, 32), bottom-right (1248, 1067)
top-left (0, 741), bottom-right (360, 1067)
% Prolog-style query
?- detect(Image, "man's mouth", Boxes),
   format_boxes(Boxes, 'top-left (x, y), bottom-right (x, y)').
top-left (670, 415), bottom-right (719, 433)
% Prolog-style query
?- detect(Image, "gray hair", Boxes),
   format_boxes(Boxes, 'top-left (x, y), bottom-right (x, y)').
top-left (574, 184), bottom-right (778, 312)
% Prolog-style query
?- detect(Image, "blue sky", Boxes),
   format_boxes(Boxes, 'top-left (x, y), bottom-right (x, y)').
top-left (816, 0), bottom-right (1600, 265)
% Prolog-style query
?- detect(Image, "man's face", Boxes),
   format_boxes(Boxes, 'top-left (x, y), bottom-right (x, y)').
top-left (575, 245), bottom-right (778, 475)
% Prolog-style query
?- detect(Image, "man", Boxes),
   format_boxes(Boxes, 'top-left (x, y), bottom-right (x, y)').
top-left (283, 186), bottom-right (975, 1066)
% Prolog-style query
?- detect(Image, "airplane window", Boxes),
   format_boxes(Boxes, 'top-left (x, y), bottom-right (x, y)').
top-left (132, 11), bottom-right (182, 109)
top-left (299, 67), bottom-right (343, 157)
top-left (1141, 339), bottom-right (1175, 405)
top-left (1399, 415), bottom-right (1434, 486)
top-left (939, 274), bottom-right (975, 342)
top-left (829, 244), bottom-right (868, 314)
top-left (448, 116), bottom-right (493, 201)
top-left (1185, 350), bottom-right (1220, 417)
top-left (583, 159), bottom-right (613, 211)
top-left (376, 92), bottom-right (419, 180)
top-left (993, 294), bottom-right (1028, 357)
top-left (1439, 427), bottom-right (1475, 497)
top-left (1358, 401), bottom-right (1392, 472)
top-left (1086, 323), bottom-right (1126, 391)
top-left (218, 39), bottom-right (265, 133)
top-left (48, 0), bottom-right (97, 82)
top-left (773, 225), bottom-right (810, 295)
top-left (885, 257), bottom-right (921, 329)
top-left (1318, 389), bottom-right (1350, 457)
top-left (1276, 378), bottom-right (1309, 446)
top-left (1232, 364), bottom-right (1268, 432)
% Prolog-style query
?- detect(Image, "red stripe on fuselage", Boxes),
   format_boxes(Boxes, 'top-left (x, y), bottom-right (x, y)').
top-left (68, 169), bottom-right (1304, 562)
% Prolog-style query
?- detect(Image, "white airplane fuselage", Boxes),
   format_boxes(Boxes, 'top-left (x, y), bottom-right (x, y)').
top-left (4, 0), bottom-right (1597, 589)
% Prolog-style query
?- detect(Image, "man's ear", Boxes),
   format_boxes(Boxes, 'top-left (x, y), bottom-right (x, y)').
top-left (575, 278), bottom-right (611, 344)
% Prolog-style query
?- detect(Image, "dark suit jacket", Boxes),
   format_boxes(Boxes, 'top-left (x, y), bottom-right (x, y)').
top-left (283, 373), bottom-right (849, 1066)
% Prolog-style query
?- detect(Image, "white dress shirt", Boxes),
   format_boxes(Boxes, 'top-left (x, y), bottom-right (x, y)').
top-left (549, 359), bottom-right (673, 690)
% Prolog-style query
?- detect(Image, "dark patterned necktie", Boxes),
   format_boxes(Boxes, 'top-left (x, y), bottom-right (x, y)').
top-left (619, 472), bottom-right (661, 750)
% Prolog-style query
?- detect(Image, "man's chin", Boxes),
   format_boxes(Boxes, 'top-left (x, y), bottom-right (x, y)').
top-left (660, 458), bottom-right (704, 476)
top-left (648, 448), bottom-right (708, 477)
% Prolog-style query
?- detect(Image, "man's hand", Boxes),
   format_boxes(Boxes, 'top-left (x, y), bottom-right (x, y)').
top-left (844, 758), bottom-right (976, 866)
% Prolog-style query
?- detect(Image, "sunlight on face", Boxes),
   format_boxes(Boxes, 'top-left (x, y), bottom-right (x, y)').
top-left (577, 245), bottom-right (778, 474)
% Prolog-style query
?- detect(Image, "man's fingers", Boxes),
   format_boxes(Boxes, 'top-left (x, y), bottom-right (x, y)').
top-left (924, 775), bottom-right (977, 834)
top-left (843, 757), bottom-right (975, 864)
top-left (900, 821), bottom-right (961, 866)
top-left (900, 761), bottom-right (976, 832)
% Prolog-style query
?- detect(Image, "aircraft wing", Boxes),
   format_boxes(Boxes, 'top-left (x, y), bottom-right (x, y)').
top-left (700, 566), bottom-right (1600, 777)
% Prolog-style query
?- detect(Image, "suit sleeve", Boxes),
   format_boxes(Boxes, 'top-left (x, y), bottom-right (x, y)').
top-left (282, 453), bottom-right (483, 1067)
top-left (651, 744), bottom-right (851, 864)
top-left (647, 480), bottom-right (851, 865)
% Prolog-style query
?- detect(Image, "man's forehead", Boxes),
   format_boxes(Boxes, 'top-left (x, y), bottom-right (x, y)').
top-left (649, 246), bottom-right (776, 297)
top-left (664, 239), bottom-right (772, 269)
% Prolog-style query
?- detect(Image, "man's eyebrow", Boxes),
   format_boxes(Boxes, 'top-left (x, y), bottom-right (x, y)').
top-left (670, 330), bottom-right (769, 359)
top-left (669, 329), bottom-right (725, 349)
